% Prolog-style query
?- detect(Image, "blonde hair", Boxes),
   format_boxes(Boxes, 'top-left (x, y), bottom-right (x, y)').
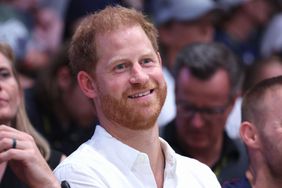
top-left (0, 43), bottom-right (50, 160)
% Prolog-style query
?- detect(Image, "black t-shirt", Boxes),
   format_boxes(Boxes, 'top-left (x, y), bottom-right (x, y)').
top-left (0, 149), bottom-right (62, 188)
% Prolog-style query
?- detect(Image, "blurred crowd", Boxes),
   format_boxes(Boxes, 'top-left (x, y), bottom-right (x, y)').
top-left (1, 0), bottom-right (282, 185)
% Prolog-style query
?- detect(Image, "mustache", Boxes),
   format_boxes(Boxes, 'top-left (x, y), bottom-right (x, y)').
top-left (125, 82), bottom-right (157, 94)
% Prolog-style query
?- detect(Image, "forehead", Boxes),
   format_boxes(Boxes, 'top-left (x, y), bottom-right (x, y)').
top-left (257, 88), bottom-right (282, 131)
top-left (0, 53), bottom-right (12, 69)
top-left (260, 62), bottom-right (282, 80)
top-left (176, 68), bottom-right (231, 103)
top-left (95, 25), bottom-right (153, 54)
top-left (263, 87), bottom-right (282, 109)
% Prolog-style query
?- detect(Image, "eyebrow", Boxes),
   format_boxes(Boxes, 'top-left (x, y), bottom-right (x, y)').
top-left (107, 52), bottom-right (157, 66)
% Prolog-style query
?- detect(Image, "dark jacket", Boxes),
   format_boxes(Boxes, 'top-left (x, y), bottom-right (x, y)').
top-left (222, 176), bottom-right (251, 188)
top-left (161, 119), bottom-right (249, 184)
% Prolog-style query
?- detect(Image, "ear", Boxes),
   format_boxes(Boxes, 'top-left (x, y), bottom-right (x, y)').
top-left (240, 121), bottom-right (260, 149)
top-left (77, 71), bottom-right (97, 99)
top-left (57, 66), bottom-right (72, 90)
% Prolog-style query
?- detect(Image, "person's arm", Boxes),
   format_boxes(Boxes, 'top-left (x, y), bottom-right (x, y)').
top-left (0, 125), bottom-right (60, 188)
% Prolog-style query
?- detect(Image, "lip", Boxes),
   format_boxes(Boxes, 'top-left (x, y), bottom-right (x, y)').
top-left (0, 99), bottom-right (9, 106)
top-left (128, 89), bottom-right (154, 99)
top-left (0, 98), bottom-right (8, 102)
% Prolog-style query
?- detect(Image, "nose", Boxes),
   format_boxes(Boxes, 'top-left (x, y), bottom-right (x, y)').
top-left (129, 63), bottom-right (149, 84)
top-left (190, 112), bottom-right (205, 129)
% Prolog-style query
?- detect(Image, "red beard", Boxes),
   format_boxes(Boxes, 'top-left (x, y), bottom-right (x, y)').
top-left (97, 81), bottom-right (167, 130)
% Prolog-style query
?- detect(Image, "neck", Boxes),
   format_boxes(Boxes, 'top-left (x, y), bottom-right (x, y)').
top-left (100, 120), bottom-right (165, 187)
top-left (180, 136), bottom-right (222, 167)
top-left (0, 119), bottom-right (11, 127)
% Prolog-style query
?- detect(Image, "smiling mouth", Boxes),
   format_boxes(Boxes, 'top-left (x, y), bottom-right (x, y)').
top-left (0, 99), bottom-right (8, 103)
top-left (128, 89), bottom-right (154, 99)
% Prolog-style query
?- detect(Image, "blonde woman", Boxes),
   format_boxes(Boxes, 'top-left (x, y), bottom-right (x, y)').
top-left (0, 43), bottom-right (63, 188)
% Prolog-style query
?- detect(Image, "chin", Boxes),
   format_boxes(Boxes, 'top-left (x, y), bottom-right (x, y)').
top-left (126, 111), bottom-right (159, 130)
top-left (0, 111), bottom-right (14, 119)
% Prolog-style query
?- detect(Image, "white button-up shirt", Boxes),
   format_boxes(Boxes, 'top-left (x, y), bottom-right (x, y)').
top-left (54, 126), bottom-right (220, 188)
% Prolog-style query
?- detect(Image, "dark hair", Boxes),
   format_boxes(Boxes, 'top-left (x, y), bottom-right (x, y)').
top-left (241, 75), bottom-right (282, 125)
top-left (35, 42), bottom-right (75, 113)
top-left (174, 42), bottom-right (244, 97)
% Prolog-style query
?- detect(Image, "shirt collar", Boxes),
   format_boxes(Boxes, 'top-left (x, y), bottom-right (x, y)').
top-left (89, 125), bottom-right (177, 177)
top-left (160, 137), bottom-right (177, 178)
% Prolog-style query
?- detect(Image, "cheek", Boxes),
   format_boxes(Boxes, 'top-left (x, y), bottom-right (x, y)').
top-left (97, 78), bottom-right (125, 98)
top-left (10, 83), bottom-right (21, 106)
top-left (175, 116), bottom-right (190, 132)
top-left (151, 69), bottom-right (166, 85)
top-left (6, 86), bottom-right (21, 117)
top-left (211, 123), bottom-right (226, 135)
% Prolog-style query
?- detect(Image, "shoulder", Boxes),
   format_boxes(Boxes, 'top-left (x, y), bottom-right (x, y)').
top-left (175, 154), bottom-right (214, 174)
top-left (53, 142), bottom-right (140, 187)
top-left (53, 143), bottom-right (117, 186)
top-left (160, 137), bottom-right (220, 187)
top-left (54, 143), bottom-right (104, 171)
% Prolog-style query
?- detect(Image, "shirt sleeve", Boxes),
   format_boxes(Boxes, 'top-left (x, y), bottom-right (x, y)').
top-left (54, 163), bottom-right (107, 188)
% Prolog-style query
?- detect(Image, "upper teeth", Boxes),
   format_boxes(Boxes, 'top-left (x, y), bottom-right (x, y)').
top-left (131, 91), bottom-right (150, 98)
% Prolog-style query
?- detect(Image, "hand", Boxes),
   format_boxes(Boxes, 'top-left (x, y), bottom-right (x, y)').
top-left (0, 125), bottom-right (60, 188)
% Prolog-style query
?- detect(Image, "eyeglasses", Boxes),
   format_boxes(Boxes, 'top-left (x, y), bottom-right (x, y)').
top-left (176, 100), bottom-right (231, 121)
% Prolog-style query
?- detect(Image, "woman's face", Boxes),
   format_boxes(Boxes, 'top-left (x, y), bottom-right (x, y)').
top-left (0, 52), bottom-right (20, 125)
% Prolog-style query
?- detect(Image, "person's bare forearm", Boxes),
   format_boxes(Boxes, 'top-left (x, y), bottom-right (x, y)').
top-left (29, 176), bottom-right (60, 188)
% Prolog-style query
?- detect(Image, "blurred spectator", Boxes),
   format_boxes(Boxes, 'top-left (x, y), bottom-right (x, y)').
top-left (261, 13), bottom-right (282, 57)
top-left (0, 0), bottom-right (38, 12)
top-left (24, 43), bottom-right (97, 155)
top-left (0, 3), bottom-right (31, 61)
top-left (38, 0), bottom-right (69, 19)
top-left (243, 55), bottom-right (282, 93)
top-left (215, 0), bottom-right (278, 138)
top-left (226, 55), bottom-right (282, 139)
top-left (0, 0), bottom-right (64, 88)
top-left (0, 42), bottom-right (63, 188)
top-left (63, 0), bottom-right (143, 42)
top-left (149, 0), bottom-right (220, 127)
top-left (161, 42), bottom-right (248, 184)
top-left (22, 6), bottom-right (63, 75)
top-left (151, 0), bottom-right (219, 70)
top-left (215, 0), bottom-right (277, 67)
